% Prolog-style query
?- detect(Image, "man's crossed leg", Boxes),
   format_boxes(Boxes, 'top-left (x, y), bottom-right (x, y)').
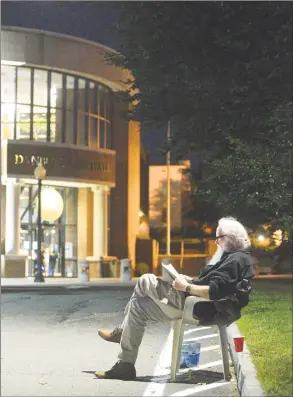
top-left (95, 273), bottom-right (186, 380)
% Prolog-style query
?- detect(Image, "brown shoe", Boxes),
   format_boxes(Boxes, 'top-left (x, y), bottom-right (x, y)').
top-left (95, 360), bottom-right (136, 380)
top-left (98, 326), bottom-right (122, 343)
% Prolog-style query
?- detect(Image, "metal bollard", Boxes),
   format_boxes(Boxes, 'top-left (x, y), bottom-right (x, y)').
top-left (78, 260), bottom-right (89, 282)
top-left (120, 258), bottom-right (132, 282)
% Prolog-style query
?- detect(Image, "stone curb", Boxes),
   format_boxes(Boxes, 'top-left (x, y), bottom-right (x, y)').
top-left (0, 280), bottom-right (137, 293)
top-left (227, 323), bottom-right (265, 397)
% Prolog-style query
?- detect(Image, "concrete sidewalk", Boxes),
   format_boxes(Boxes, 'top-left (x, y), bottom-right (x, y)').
top-left (0, 277), bottom-right (138, 292)
top-left (1, 275), bottom-right (276, 396)
top-left (1, 273), bottom-right (291, 289)
top-left (2, 287), bottom-right (239, 397)
top-left (1, 276), bottom-right (137, 285)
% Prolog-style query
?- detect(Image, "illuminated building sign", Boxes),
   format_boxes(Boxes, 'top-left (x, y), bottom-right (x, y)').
top-left (6, 140), bottom-right (115, 186)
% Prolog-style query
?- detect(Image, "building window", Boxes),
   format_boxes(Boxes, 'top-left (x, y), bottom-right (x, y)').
top-left (1, 64), bottom-right (113, 148)
top-left (77, 78), bottom-right (86, 146)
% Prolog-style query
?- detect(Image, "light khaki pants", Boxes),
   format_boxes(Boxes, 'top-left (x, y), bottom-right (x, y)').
top-left (118, 274), bottom-right (186, 364)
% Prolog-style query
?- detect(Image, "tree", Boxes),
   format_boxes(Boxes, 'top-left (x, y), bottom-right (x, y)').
top-left (109, 2), bottom-right (291, 148)
top-left (108, 1), bottom-right (292, 234)
top-left (196, 103), bottom-right (292, 237)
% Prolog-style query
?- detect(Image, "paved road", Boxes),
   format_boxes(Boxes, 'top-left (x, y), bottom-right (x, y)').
top-left (1, 288), bottom-right (239, 396)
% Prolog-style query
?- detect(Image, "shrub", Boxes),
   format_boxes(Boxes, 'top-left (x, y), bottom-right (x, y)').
top-left (135, 262), bottom-right (150, 276)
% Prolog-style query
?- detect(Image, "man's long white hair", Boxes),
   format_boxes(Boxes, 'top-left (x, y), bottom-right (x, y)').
top-left (207, 217), bottom-right (251, 265)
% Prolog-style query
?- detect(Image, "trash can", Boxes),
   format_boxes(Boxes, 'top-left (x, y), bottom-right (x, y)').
top-left (99, 257), bottom-right (110, 278)
top-left (78, 260), bottom-right (89, 282)
top-left (98, 257), bottom-right (119, 278)
top-left (120, 258), bottom-right (132, 282)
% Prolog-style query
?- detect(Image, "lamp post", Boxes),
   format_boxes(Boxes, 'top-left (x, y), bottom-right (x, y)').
top-left (34, 162), bottom-right (46, 282)
top-left (166, 120), bottom-right (171, 256)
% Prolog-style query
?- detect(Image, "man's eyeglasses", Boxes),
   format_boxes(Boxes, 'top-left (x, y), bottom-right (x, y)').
top-left (215, 235), bottom-right (227, 241)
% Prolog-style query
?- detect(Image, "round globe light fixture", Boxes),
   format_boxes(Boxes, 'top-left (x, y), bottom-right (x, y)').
top-left (37, 187), bottom-right (64, 222)
top-left (34, 164), bottom-right (47, 180)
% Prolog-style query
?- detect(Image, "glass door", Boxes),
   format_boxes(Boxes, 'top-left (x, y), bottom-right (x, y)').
top-left (20, 184), bottom-right (78, 277)
top-left (43, 225), bottom-right (60, 277)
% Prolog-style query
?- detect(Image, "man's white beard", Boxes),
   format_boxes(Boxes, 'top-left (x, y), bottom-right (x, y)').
top-left (207, 245), bottom-right (224, 266)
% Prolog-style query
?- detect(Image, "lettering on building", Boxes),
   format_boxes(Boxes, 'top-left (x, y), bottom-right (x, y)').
top-left (7, 142), bottom-right (115, 184)
top-left (14, 153), bottom-right (111, 173)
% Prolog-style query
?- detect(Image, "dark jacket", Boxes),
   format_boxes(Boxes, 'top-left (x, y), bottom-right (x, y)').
top-left (192, 250), bottom-right (255, 326)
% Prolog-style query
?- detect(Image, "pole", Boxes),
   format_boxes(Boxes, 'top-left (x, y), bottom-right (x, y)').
top-left (35, 178), bottom-right (45, 282)
top-left (166, 120), bottom-right (171, 256)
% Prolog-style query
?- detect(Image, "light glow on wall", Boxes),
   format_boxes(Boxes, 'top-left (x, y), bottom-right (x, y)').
top-left (149, 161), bottom-right (191, 230)
top-left (1, 60), bottom-right (26, 66)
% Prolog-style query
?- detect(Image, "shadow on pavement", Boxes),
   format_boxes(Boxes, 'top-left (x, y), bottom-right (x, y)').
top-left (82, 369), bottom-right (223, 384)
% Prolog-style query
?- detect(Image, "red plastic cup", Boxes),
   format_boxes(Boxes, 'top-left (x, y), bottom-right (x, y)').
top-left (233, 337), bottom-right (244, 352)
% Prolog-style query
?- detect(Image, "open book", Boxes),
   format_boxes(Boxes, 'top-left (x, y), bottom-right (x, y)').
top-left (161, 259), bottom-right (179, 283)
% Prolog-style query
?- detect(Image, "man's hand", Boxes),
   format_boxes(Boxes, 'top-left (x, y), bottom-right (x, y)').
top-left (181, 274), bottom-right (193, 282)
top-left (172, 275), bottom-right (189, 292)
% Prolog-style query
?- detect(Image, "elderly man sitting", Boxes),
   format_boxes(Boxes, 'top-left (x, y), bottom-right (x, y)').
top-left (95, 217), bottom-right (255, 380)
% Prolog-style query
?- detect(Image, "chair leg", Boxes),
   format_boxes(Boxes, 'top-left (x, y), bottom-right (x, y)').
top-left (171, 320), bottom-right (185, 381)
top-left (219, 326), bottom-right (231, 381)
top-left (176, 322), bottom-right (185, 373)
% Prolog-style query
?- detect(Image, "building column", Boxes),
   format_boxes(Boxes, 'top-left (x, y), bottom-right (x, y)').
top-left (92, 186), bottom-right (107, 258)
top-left (5, 181), bottom-right (20, 255)
top-left (3, 181), bottom-right (26, 278)
top-left (104, 186), bottom-right (110, 257)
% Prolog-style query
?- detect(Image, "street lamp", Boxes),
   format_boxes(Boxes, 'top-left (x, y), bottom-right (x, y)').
top-left (34, 162), bottom-right (46, 282)
top-left (166, 120), bottom-right (171, 256)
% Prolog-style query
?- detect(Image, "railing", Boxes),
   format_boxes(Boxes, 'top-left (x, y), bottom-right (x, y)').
top-left (155, 238), bottom-right (213, 271)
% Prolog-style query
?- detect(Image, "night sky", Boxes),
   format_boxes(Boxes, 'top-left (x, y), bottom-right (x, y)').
top-left (1, 2), bottom-right (121, 50)
top-left (1, 1), bottom-right (171, 165)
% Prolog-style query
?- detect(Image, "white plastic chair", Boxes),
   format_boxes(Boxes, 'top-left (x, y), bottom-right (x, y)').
top-left (171, 296), bottom-right (230, 381)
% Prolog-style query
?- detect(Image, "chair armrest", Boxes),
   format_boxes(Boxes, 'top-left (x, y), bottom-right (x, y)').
top-left (182, 296), bottom-right (210, 323)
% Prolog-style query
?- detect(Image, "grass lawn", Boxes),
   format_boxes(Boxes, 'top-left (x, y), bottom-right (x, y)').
top-left (236, 279), bottom-right (292, 397)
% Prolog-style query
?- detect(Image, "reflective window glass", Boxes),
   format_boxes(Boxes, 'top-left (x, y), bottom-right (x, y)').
top-left (99, 85), bottom-right (106, 118)
top-left (65, 110), bottom-right (74, 144)
top-left (1, 65), bottom-right (15, 103)
top-left (64, 188), bottom-right (77, 225)
top-left (106, 122), bottom-right (111, 149)
top-left (1, 66), bottom-right (112, 147)
top-left (51, 109), bottom-right (62, 143)
top-left (78, 112), bottom-right (86, 146)
top-left (17, 68), bottom-right (31, 104)
top-left (105, 89), bottom-right (112, 121)
top-left (16, 104), bottom-right (30, 140)
top-left (66, 76), bottom-right (75, 111)
top-left (1, 122), bottom-right (14, 140)
top-left (20, 184), bottom-right (77, 278)
top-left (1, 103), bottom-right (15, 139)
top-left (33, 106), bottom-right (47, 141)
top-left (77, 79), bottom-right (87, 145)
top-left (89, 116), bottom-right (97, 146)
top-left (20, 186), bottom-right (30, 223)
top-left (78, 78), bottom-right (86, 111)
top-left (89, 82), bottom-right (97, 114)
top-left (100, 120), bottom-right (105, 148)
top-left (34, 69), bottom-right (48, 107)
top-left (64, 226), bottom-right (77, 277)
top-left (51, 72), bottom-right (63, 108)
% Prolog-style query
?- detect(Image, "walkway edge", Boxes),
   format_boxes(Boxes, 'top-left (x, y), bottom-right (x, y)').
top-left (0, 280), bottom-right (137, 293)
top-left (227, 323), bottom-right (265, 397)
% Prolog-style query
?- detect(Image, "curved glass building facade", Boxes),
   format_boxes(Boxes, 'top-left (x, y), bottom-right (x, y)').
top-left (1, 27), bottom-right (142, 279)
top-left (1, 65), bottom-right (112, 148)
